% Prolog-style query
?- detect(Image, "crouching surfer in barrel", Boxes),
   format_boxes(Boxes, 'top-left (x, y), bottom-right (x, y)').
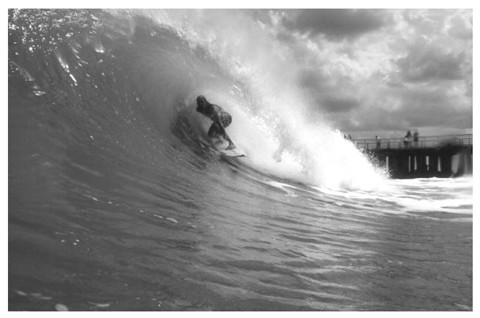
top-left (196, 95), bottom-right (236, 150)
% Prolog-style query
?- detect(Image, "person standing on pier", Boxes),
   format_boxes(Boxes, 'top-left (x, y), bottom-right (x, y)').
top-left (404, 130), bottom-right (412, 148)
top-left (413, 130), bottom-right (419, 147)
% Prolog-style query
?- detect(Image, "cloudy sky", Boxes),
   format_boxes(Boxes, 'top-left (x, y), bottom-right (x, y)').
top-left (252, 9), bottom-right (472, 139)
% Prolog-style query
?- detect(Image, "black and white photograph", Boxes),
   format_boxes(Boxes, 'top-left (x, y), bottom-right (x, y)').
top-left (7, 2), bottom-right (474, 312)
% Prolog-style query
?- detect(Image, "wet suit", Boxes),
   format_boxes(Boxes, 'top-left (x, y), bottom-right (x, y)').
top-left (196, 95), bottom-right (235, 150)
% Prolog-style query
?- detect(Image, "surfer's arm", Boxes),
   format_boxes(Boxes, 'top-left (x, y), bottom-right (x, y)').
top-left (223, 132), bottom-right (235, 150)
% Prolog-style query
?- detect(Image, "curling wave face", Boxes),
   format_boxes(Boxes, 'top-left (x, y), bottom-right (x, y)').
top-left (10, 9), bottom-right (388, 192)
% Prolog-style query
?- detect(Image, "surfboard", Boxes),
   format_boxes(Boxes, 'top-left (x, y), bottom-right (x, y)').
top-left (220, 147), bottom-right (246, 157)
top-left (212, 138), bottom-right (246, 157)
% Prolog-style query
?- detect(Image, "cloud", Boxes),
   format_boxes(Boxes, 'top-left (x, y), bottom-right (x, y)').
top-left (256, 9), bottom-right (472, 137)
top-left (338, 83), bottom-right (472, 137)
top-left (284, 9), bottom-right (387, 41)
top-left (322, 96), bottom-right (361, 113)
top-left (397, 86), bottom-right (471, 128)
top-left (297, 69), bottom-right (327, 90)
top-left (396, 45), bottom-right (467, 82)
top-left (447, 12), bottom-right (472, 40)
top-left (297, 68), bottom-right (362, 113)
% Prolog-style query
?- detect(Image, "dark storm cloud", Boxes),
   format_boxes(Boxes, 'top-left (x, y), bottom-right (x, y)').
top-left (297, 68), bottom-right (362, 113)
top-left (275, 30), bottom-right (298, 46)
top-left (251, 8), bottom-right (471, 136)
top-left (284, 9), bottom-right (387, 41)
top-left (298, 69), bottom-right (327, 90)
top-left (447, 14), bottom-right (472, 40)
top-left (353, 85), bottom-right (470, 134)
top-left (396, 46), bottom-right (467, 82)
top-left (322, 96), bottom-right (361, 113)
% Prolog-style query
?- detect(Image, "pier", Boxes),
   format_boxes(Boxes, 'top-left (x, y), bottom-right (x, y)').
top-left (353, 134), bottom-right (473, 178)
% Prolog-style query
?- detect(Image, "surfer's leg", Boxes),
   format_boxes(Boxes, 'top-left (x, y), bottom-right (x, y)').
top-left (208, 122), bottom-right (221, 138)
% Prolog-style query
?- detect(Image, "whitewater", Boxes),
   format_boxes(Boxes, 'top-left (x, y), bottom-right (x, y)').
top-left (8, 9), bottom-right (472, 310)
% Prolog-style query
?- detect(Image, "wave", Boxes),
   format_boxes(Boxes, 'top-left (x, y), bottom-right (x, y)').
top-left (9, 9), bottom-right (388, 191)
top-left (8, 11), bottom-right (473, 311)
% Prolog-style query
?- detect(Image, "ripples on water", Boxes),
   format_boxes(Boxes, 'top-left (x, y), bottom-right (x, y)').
top-left (9, 149), bottom-right (472, 310)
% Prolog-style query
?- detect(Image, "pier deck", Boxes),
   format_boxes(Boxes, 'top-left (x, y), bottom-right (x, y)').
top-left (353, 134), bottom-right (472, 178)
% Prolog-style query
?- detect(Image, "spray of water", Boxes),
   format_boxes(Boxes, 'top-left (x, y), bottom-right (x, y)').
top-left (137, 9), bottom-right (390, 191)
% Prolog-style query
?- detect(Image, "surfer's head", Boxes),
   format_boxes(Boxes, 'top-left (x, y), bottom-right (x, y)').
top-left (196, 95), bottom-right (208, 112)
top-left (196, 95), bottom-right (214, 115)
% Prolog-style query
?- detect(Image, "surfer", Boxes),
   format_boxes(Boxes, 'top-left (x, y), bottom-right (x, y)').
top-left (196, 95), bottom-right (236, 150)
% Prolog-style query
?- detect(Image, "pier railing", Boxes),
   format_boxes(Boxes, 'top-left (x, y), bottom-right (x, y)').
top-left (354, 134), bottom-right (472, 150)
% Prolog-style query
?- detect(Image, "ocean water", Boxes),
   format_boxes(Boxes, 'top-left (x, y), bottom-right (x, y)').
top-left (8, 9), bottom-right (472, 311)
